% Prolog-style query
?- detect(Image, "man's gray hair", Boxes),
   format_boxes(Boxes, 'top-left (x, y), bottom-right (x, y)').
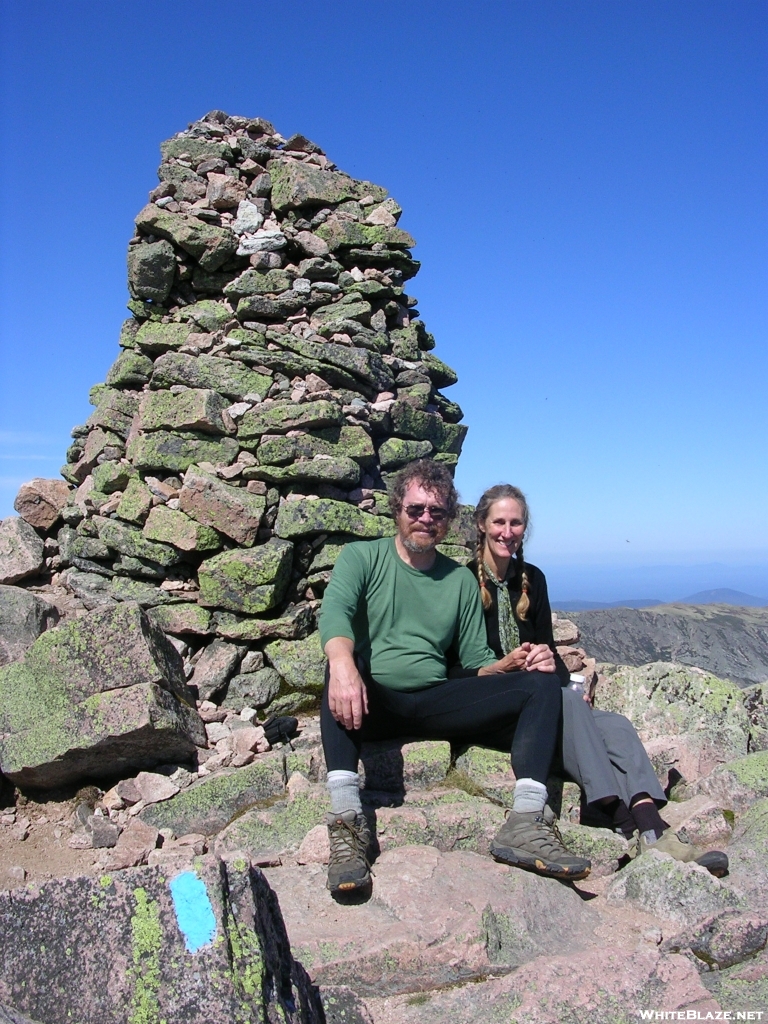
top-left (388, 459), bottom-right (459, 521)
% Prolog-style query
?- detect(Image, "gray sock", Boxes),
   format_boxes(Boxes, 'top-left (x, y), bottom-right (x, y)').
top-left (512, 778), bottom-right (547, 814)
top-left (327, 770), bottom-right (362, 815)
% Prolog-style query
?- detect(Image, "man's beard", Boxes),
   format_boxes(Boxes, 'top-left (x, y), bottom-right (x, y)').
top-left (401, 530), bottom-right (438, 554)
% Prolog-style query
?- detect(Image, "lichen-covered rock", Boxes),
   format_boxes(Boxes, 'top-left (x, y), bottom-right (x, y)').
top-left (143, 505), bottom-right (221, 552)
top-left (135, 321), bottom-right (190, 354)
top-left (0, 586), bottom-right (59, 668)
top-left (198, 539), bottom-right (293, 614)
top-left (95, 516), bottom-right (181, 567)
top-left (0, 855), bottom-right (322, 1024)
top-left (248, 456), bottom-right (360, 488)
top-left (213, 603), bottom-right (315, 643)
top-left (0, 518), bottom-right (44, 584)
top-left (378, 437), bottom-right (433, 469)
top-left (13, 479), bottom-right (71, 531)
top-left (238, 399), bottom-right (343, 439)
top-left (146, 603), bottom-right (213, 636)
top-left (605, 849), bottom-right (743, 926)
top-left (274, 499), bottom-right (394, 540)
top-left (135, 204), bottom-right (238, 270)
top-left (264, 633), bottom-right (325, 694)
top-left (127, 237), bottom-right (177, 302)
top-left (688, 750), bottom-right (768, 810)
top-left (189, 638), bottom-right (244, 701)
top-left (358, 739), bottom-right (452, 795)
top-left (179, 468), bottom-right (265, 546)
top-left (221, 667), bottom-right (282, 711)
top-left (269, 160), bottom-right (387, 212)
top-left (141, 755), bottom-right (286, 835)
top-left (104, 349), bottom-right (154, 388)
top-left (111, 477), bottom-right (152, 525)
top-left (0, 602), bottom-right (205, 788)
top-left (594, 662), bottom-right (751, 785)
top-left (662, 910), bottom-right (768, 971)
top-left (151, 352), bottom-right (271, 400)
top-left (139, 388), bottom-right (232, 434)
top-left (126, 430), bottom-right (239, 473)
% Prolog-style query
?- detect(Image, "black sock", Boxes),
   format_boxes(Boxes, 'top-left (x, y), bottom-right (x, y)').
top-left (630, 799), bottom-right (667, 840)
top-left (608, 799), bottom-right (636, 839)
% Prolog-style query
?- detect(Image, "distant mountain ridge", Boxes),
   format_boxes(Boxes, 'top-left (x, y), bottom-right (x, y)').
top-left (563, 603), bottom-right (768, 688)
top-left (553, 588), bottom-right (768, 612)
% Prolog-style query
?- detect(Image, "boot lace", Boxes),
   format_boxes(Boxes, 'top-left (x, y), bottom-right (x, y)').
top-left (328, 816), bottom-right (371, 869)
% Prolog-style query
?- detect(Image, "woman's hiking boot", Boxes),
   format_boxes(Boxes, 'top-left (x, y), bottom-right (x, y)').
top-left (490, 806), bottom-right (591, 880)
top-left (633, 828), bottom-right (729, 877)
top-left (326, 810), bottom-right (372, 894)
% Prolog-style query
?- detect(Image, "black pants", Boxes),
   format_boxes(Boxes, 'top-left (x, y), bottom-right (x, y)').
top-left (321, 668), bottom-right (562, 785)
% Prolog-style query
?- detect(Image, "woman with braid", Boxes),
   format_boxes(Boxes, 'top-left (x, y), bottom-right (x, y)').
top-left (465, 483), bottom-right (728, 875)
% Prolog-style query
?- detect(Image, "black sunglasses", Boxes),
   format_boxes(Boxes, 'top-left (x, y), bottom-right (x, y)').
top-left (403, 503), bottom-right (449, 523)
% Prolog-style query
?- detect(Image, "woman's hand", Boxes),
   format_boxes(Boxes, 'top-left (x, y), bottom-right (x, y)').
top-left (478, 644), bottom-right (531, 675)
top-left (523, 643), bottom-right (556, 673)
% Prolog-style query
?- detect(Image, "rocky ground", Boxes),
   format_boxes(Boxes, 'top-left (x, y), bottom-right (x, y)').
top-left (2, 650), bottom-right (768, 1021)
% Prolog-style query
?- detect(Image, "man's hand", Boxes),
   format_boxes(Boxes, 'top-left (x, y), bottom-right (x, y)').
top-left (524, 643), bottom-right (556, 673)
top-left (478, 643), bottom-right (531, 675)
top-left (325, 637), bottom-right (369, 731)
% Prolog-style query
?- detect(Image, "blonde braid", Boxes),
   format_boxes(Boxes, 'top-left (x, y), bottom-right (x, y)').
top-left (476, 535), bottom-right (492, 610)
top-left (515, 539), bottom-right (530, 620)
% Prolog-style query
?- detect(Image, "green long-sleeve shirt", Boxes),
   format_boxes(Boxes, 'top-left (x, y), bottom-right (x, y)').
top-left (318, 537), bottom-right (496, 691)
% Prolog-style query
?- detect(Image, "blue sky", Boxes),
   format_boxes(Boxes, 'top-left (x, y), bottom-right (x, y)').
top-left (1, 1), bottom-right (766, 600)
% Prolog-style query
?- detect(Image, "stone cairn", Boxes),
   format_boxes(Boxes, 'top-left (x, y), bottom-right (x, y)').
top-left (1, 110), bottom-right (475, 760)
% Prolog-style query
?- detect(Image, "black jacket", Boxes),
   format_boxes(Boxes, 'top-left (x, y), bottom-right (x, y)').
top-left (463, 559), bottom-right (570, 686)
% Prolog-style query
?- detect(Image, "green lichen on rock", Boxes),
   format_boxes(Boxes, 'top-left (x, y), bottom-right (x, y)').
top-left (143, 505), bottom-right (222, 553)
top-left (223, 268), bottom-right (293, 300)
top-left (140, 388), bottom-right (232, 435)
top-left (221, 791), bottom-right (327, 860)
top-left (128, 887), bottom-right (165, 1024)
top-left (91, 461), bottom-right (136, 494)
top-left (606, 850), bottom-right (744, 926)
top-left (127, 430), bottom-right (239, 474)
top-left (454, 746), bottom-right (511, 784)
top-left (141, 757), bottom-right (286, 835)
top-left (274, 499), bottom-right (395, 540)
top-left (116, 478), bottom-right (154, 524)
top-left (255, 425), bottom-right (374, 466)
top-left (147, 603), bottom-right (212, 636)
top-left (135, 322), bottom-right (190, 355)
top-left (106, 350), bottom-right (154, 389)
top-left (264, 633), bottom-right (326, 693)
top-left (237, 399), bottom-right (343, 439)
top-left (198, 539), bottom-right (293, 614)
top-left (377, 437), bottom-right (433, 470)
top-left (150, 352), bottom-right (271, 400)
top-left (247, 455), bottom-right (360, 488)
top-left (96, 517), bottom-right (182, 567)
top-left (177, 299), bottom-right (231, 332)
top-left (135, 204), bottom-right (237, 272)
top-left (596, 662), bottom-right (752, 773)
top-left (269, 159), bottom-right (387, 212)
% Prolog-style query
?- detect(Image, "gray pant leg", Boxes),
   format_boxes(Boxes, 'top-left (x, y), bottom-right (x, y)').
top-left (560, 687), bottom-right (621, 804)
top-left (589, 708), bottom-right (667, 806)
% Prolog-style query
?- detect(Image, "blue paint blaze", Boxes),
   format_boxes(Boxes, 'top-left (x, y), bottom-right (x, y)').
top-left (169, 872), bottom-right (217, 953)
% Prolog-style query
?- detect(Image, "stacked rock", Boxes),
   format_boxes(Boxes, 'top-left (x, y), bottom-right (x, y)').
top-left (4, 111), bottom-right (472, 720)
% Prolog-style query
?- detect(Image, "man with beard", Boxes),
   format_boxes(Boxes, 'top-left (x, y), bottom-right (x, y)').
top-left (319, 460), bottom-right (590, 895)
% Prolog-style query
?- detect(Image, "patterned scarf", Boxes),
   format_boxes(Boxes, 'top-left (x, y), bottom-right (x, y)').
top-left (483, 561), bottom-right (520, 655)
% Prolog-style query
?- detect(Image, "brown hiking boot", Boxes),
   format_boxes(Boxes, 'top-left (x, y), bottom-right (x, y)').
top-left (490, 806), bottom-right (591, 880)
top-left (326, 810), bottom-right (372, 894)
